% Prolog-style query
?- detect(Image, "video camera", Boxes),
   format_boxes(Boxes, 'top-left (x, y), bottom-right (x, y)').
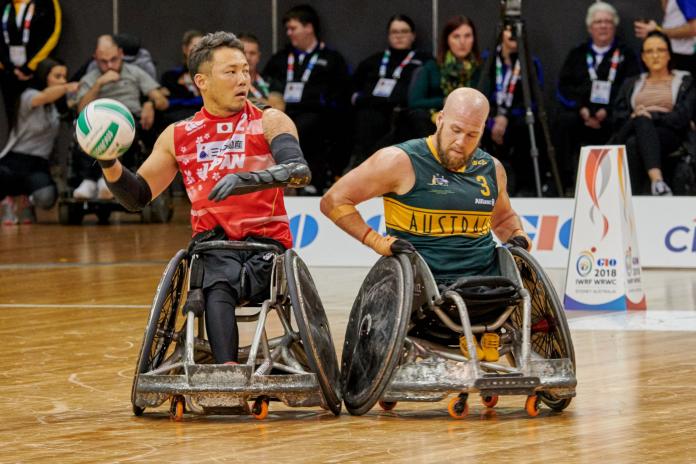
top-left (502, 0), bottom-right (522, 18)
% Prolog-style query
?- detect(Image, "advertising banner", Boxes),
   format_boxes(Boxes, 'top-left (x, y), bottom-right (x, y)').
top-left (563, 146), bottom-right (646, 310)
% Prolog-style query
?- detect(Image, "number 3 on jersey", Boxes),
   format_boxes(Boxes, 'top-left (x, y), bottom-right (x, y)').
top-left (476, 175), bottom-right (491, 196)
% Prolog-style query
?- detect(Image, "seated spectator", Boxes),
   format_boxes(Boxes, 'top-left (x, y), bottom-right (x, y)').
top-left (71, 33), bottom-right (158, 83)
top-left (263, 4), bottom-right (350, 193)
top-left (238, 33), bottom-right (285, 111)
top-left (612, 31), bottom-right (696, 195)
top-left (0, 58), bottom-right (77, 224)
top-left (635, 0), bottom-right (696, 76)
top-left (348, 14), bottom-right (430, 169)
top-left (407, 15), bottom-right (481, 138)
top-left (555, 1), bottom-right (640, 193)
top-left (479, 22), bottom-right (546, 196)
top-left (160, 29), bottom-right (204, 124)
top-left (72, 34), bottom-right (168, 200)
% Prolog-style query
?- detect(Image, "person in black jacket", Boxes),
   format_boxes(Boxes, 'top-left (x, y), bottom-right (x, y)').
top-left (554, 1), bottom-right (640, 193)
top-left (263, 4), bottom-right (350, 193)
top-left (612, 30), bottom-right (696, 195)
top-left (347, 14), bottom-right (430, 170)
top-left (0, 0), bottom-right (61, 122)
top-left (160, 30), bottom-right (204, 125)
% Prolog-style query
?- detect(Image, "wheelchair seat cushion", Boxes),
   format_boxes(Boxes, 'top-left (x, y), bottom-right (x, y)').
top-left (439, 275), bottom-right (521, 310)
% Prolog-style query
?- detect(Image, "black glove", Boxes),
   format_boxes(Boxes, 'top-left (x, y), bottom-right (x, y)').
top-left (390, 238), bottom-right (416, 255)
top-left (507, 235), bottom-right (530, 250)
top-left (208, 173), bottom-right (243, 201)
top-left (208, 163), bottom-right (311, 201)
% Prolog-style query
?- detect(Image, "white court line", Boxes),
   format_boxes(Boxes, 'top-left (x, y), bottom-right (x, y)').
top-left (569, 310), bottom-right (696, 332)
top-left (0, 304), bottom-right (149, 309)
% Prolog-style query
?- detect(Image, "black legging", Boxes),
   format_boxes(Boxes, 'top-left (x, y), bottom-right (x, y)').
top-left (204, 282), bottom-right (239, 364)
top-left (617, 115), bottom-right (682, 193)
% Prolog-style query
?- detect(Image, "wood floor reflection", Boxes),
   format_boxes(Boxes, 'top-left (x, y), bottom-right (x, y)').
top-left (1, 208), bottom-right (696, 463)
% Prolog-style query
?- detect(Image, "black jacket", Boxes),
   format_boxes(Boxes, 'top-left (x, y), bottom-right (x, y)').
top-left (557, 40), bottom-right (640, 114)
top-left (612, 71), bottom-right (695, 134)
top-left (263, 44), bottom-right (350, 113)
top-left (0, 0), bottom-right (61, 75)
top-left (351, 47), bottom-right (431, 109)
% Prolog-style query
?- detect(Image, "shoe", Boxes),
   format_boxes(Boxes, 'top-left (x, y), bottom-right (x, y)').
top-left (459, 335), bottom-right (484, 360)
top-left (97, 177), bottom-right (113, 200)
top-left (651, 179), bottom-right (673, 196)
top-left (73, 179), bottom-right (98, 200)
top-left (1, 197), bottom-right (17, 225)
top-left (481, 332), bottom-right (500, 362)
top-left (16, 196), bottom-right (36, 224)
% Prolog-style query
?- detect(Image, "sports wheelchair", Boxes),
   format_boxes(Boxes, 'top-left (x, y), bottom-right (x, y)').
top-left (131, 241), bottom-right (342, 420)
top-left (341, 246), bottom-right (576, 419)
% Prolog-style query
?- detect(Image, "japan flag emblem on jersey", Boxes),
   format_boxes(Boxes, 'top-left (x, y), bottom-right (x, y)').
top-left (217, 122), bottom-right (234, 133)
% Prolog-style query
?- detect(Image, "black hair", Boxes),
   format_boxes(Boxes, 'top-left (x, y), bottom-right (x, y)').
top-left (282, 4), bottom-right (321, 40)
top-left (188, 31), bottom-right (245, 80)
top-left (642, 30), bottom-right (674, 71)
top-left (387, 14), bottom-right (416, 34)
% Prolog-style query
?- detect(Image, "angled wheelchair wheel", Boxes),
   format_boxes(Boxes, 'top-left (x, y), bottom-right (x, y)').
top-left (509, 247), bottom-right (575, 411)
top-left (341, 254), bottom-right (413, 416)
top-left (284, 249), bottom-right (342, 415)
top-left (131, 249), bottom-right (188, 415)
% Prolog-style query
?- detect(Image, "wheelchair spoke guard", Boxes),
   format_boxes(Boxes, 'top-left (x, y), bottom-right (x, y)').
top-left (341, 254), bottom-right (413, 415)
top-left (285, 249), bottom-right (342, 415)
top-left (131, 249), bottom-right (187, 415)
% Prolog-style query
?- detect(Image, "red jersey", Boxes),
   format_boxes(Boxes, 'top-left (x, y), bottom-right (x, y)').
top-left (173, 101), bottom-right (292, 248)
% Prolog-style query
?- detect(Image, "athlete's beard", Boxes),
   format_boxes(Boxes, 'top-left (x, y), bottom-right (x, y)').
top-left (436, 129), bottom-right (473, 171)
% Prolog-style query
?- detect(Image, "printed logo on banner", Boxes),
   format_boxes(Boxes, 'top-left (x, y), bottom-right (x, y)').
top-left (522, 215), bottom-right (572, 251)
top-left (366, 215), bottom-right (386, 235)
top-left (576, 251), bottom-right (593, 277)
top-left (289, 214), bottom-right (319, 249)
top-left (664, 222), bottom-right (696, 253)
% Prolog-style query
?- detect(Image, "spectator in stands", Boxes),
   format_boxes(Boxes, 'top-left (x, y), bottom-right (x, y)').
top-left (612, 31), bottom-right (696, 195)
top-left (348, 14), bottom-right (430, 169)
top-left (238, 33), bottom-right (284, 111)
top-left (71, 33), bottom-right (158, 83)
top-left (635, 0), bottom-right (696, 76)
top-left (479, 22), bottom-right (546, 196)
top-left (407, 15), bottom-right (481, 138)
top-left (72, 34), bottom-right (168, 200)
top-left (0, 0), bottom-right (62, 122)
top-left (263, 4), bottom-right (350, 193)
top-left (0, 57), bottom-right (77, 224)
top-left (160, 29), bottom-right (204, 124)
top-left (555, 1), bottom-right (640, 193)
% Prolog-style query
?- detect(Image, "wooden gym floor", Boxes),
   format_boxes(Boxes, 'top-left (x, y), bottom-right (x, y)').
top-left (1, 202), bottom-right (696, 463)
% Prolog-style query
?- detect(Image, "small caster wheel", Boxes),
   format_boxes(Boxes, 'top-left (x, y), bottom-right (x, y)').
top-left (378, 400), bottom-right (397, 411)
top-left (252, 396), bottom-right (269, 420)
top-left (481, 395), bottom-right (499, 408)
top-left (525, 395), bottom-right (541, 417)
top-left (447, 394), bottom-right (469, 419)
top-left (169, 395), bottom-right (185, 421)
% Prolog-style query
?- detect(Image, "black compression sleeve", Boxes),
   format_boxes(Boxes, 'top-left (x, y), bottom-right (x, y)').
top-left (270, 133), bottom-right (307, 164)
top-left (105, 167), bottom-right (153, 212)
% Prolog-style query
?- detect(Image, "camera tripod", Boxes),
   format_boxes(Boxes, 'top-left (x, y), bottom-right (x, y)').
top-left (478, 5), bottom-right (564, 197)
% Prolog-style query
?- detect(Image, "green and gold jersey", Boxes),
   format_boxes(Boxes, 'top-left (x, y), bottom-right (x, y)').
top-left (385, 137), bottom-right (499, 281)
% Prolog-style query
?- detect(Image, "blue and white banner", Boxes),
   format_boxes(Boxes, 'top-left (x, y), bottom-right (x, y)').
top-left (284, 196), bottom-right (696, 269)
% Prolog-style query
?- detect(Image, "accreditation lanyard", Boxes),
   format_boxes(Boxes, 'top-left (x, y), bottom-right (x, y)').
top-left (495, 52), bottom-right (521, 108)
top-left (249, 75), bottom-right (270, 99)
top-left (586, 48), bottom-right (621, 83)
top-left (2, 1), bottom-right (34, 46)
top-left (378, 49), bottom-right (416, 79)
top-left (286, 47), bottom-right (320, 83)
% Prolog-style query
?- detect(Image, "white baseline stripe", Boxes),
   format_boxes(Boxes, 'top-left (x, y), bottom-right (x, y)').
top-left (569, 310), bottom-right (696, 332)
top-left (0, 304), bottom-right (149, 309)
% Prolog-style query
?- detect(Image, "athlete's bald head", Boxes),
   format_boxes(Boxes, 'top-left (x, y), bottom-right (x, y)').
top-left (434, 87), bottom-right (490, 171)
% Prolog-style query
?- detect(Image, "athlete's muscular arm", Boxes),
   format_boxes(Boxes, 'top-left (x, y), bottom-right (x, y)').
top-left (320, 147), bottom-right (416, 256)
top-left (100, 124), bottom-right (179, 210)
top-left (490, 157), bottom-right (532, 250)
top-left (207, 109), bottom-right (309, 201)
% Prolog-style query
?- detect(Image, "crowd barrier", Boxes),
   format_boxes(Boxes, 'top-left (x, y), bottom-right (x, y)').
top-left (283, 197), bottom-right (696, 269)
